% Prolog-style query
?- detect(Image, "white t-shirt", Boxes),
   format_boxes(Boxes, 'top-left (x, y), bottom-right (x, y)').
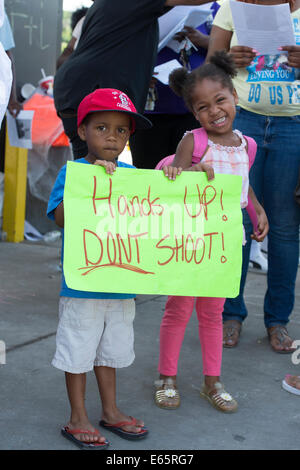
top-left (0, 12), bottom-right (15, 51)
top-left (73, 16), bottom-right (85, 50)
top-left (213, 0), bottom-right (300, 116)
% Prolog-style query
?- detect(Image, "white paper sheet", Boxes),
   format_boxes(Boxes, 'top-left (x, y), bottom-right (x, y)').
top-left (154, 59), bottom-right (182, 85)
top-left (158, 4), bottom-right (212, 53)
top-left (230, 1), bottom-right (295, 55)
top-left (6, 110), bottom-right (34, 149)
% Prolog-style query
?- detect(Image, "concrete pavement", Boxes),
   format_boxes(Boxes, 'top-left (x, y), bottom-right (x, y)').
top-left (0, 239), bottom-right (300, 450)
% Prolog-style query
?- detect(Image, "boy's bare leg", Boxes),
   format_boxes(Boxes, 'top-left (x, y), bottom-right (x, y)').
top-left (94, 365), bottom-right (144, 433)
top-left (65, 372), bottom-right (107, 443)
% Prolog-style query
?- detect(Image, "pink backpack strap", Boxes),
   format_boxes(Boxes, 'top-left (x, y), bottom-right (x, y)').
top-left (191, 127), bottom-right (208, 161)
top-left (155, 127), bottom-right (207, 170)
top-left (244, 135), bottom-right (257, 169)
top-left (155, 154), bottom-right (175, 170)
top-left (244, 135), bottom-right (258, 231)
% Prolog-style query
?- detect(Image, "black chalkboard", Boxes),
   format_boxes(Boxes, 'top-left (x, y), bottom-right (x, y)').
top-left (5, 0), bottom-right (63, 95)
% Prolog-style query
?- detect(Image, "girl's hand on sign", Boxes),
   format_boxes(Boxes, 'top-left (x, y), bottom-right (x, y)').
top-left (94, 159), bottom-right (116, 175)
top-left (187, 162), bottom-right (215, 181)
top-left (163, 165), bottom-right (182, 181)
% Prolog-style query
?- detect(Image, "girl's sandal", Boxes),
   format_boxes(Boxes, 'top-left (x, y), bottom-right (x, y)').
top-left (154, 377), bottom-right (180, 410)
top-left (200, 382), bottom-right (238, 413)
top-left (282, 375), bottom-right (300, 396)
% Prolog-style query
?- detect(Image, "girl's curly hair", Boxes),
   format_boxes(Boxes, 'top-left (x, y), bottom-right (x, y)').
top-left (169, 50), bottom-right (237, 111)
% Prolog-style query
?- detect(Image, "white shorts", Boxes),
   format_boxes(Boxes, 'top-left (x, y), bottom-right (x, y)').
top-left (52, 297), bottom-right (135, 374)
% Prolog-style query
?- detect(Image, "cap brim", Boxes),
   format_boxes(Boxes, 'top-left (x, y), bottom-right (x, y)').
top-left (126, 110), bottom-right (153, 131)
top-left (81, 109), bottom-right (152, 132)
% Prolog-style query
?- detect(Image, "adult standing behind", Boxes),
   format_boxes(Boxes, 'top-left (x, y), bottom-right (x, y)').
top-left (0, 10), bottom-right (22, 173)
top-left (0, 11), bottom-right (22, 118)
top-left (56, 5), bottom-right (92, 70)
top-left (53, 0), bottom-right (213, 160)
top-left (0, 6), bottom-right (11, 127)
top-left (130, 2), bottom-right (220, 169)
top-left (207, 0), bottom-right (300, 353)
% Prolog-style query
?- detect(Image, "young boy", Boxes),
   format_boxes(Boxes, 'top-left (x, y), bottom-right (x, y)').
top-left (47, 88), bottom-right (152, 450)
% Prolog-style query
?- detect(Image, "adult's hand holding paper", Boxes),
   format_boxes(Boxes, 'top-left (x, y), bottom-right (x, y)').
top-left (158, 4), bottom-right (212, 52)
top-left (230, 1), bottom-right (295, 55)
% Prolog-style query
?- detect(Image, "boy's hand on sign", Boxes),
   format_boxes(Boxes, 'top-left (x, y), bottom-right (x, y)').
top-left (94, 159), bottom-right (116, 175)
top-left (163, 165), bottom-right (182, 181)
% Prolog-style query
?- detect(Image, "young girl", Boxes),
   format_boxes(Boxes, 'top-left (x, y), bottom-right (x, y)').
top-left (154, 51), bottom-right (269, 412)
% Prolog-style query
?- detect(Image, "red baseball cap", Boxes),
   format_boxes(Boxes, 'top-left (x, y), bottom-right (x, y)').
top-left (77, 88), bottom-right (152, 133)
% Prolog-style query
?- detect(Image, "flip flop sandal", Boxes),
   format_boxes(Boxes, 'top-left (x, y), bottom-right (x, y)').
top-left (267, 326), bottom-right (296, 354)
top-left (99, 416), bottom-right (148, 440)
top-left (223, 320), bottom-right (242, 348)
top-left (154, 377), bottom-right (180, 410)
top-left (282, 375), bottom-right (300, 395)
top-left (61, 426), bottom-right (109, 450)
top-left (200, 382), bottom-right (238, 413)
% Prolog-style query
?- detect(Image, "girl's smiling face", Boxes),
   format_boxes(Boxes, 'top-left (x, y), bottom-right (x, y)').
top-left (78, 111), bottom-right (131, 162)
top-left (191, 78), bottom-right (238, 140)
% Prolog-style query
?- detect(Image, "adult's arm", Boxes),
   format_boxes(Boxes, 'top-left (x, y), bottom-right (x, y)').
top-left (56, 36), bottom-right (77, 70)
top-left (206, 25), bottom-right (255, 67)
top-left (174, 26), bottom-right (209, 49)
top-left (54, 202), bottom-right (64, 228)
top-left (206, 25), bottom-right (232, 58)
top-left (56, 16), bottom-right (86, 69)
top-left (6, 49), bottom-right (22, 117)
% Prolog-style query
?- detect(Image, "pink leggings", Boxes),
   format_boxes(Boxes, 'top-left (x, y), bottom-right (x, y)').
top-left (158, 295), bottom-right (225, 377)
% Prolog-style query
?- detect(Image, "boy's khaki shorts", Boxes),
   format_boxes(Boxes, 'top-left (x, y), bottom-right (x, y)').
top-left (52, 297), bottom-right (135, 374)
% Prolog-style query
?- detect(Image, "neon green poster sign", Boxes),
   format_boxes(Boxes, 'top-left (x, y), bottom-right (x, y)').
top-left (63, 162), bottom-right (243, 297)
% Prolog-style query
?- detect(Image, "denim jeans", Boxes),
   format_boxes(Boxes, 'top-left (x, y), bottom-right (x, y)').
top-left (223, 107), bottom-right (300, 328)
